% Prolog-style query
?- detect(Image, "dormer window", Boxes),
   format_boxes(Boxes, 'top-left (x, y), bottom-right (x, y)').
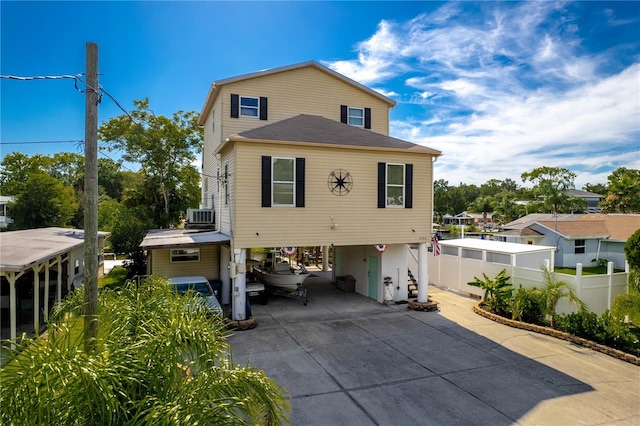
top-left (340, 105), bottom-right (371, 129)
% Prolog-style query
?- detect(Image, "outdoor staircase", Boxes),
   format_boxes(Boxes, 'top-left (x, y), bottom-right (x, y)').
top-left (407, 268), bottom-right (418, 299)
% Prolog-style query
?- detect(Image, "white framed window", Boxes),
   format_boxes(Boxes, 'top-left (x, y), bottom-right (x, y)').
top-left (386, 163), bottom-right (405, 207)
top-left (204, 177), bottom-right (208, 193)
top-left (240, 96), bottom-right (259, 118)
top-left (171, 248), bottom-right (200, 263)
top-left (348, 107), bottom-right (364, 127)
top-left (211, 108), bottom-right (215, 132)
top-left (272, 157), bottom-right (295, 206)
top-left (575, 239), bottom-right (586, 254)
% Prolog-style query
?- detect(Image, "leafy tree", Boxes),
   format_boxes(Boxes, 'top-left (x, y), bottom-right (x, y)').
top-left (582, 182), bottom-right (607, 196)
top-left (0, 277), bottom-right (290, 424)
top-left (468, 269), bottom-right (513, 316)
top-left (8, 173), bottom-right (78, 229)
top-left (625, 228), bottom-right (640, 270)
top-left (97, 196), bottom-right (123, 233)
top-left (0, 152), bottom-right (50, 195)
top-left (493, 193), bottom-right (518, 224)
top-left (600, 167), bottom-right (640, 213)
top-left (521, 166), bottom-right (578, 214)
top-left (99, 98), bottom-right (203, 228)
top-left (467, 196), bottom-right (494, 228)
top-left (538, 266), bottom-right (586, 329)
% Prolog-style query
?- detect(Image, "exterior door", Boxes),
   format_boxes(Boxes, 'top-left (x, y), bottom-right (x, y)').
top-left (368, 256), bottom-right (378, 300)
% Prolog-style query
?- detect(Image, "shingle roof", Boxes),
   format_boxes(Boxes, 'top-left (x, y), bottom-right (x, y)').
top-left (535, 214), bottom-right (639, 241)
top-left (229, 114), bottom-right (441, 155)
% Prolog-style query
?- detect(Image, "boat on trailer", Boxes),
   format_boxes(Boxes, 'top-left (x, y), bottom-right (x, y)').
top-left (252, 250), bottom-right (310, 305)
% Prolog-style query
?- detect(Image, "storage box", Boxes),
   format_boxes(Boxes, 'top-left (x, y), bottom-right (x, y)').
top-left (336, 275), bottom-right (355, 292)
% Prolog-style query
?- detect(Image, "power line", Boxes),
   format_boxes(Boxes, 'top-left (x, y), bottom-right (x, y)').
top-left (0, 139), bottom-right (84, 145)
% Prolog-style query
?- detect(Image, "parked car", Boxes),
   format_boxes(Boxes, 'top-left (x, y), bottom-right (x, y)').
top-left (168, 276), bottom-right (223, 318)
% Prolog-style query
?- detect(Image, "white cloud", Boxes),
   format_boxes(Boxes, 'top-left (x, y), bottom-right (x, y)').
top-left (326, 1), bottom-right (640, 188)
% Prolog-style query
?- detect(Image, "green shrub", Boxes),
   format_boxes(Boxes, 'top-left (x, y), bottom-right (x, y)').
top-left (511, 285), bottom-right (544, 324)
top-left (468, 269), bottom-right (512, 316)
top-left (556, 310), bottom-right (640, 355)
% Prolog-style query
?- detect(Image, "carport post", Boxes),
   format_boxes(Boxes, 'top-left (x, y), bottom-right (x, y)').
top-left (231, 248), bottom-right (247, 321)
top-left (417, 242), bottom-right (429, 303)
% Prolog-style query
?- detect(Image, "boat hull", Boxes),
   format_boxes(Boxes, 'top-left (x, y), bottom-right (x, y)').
top-left (254, 267), bottom-right (310, 291)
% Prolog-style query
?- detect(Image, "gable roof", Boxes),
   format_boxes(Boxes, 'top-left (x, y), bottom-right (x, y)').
top-left (535, 220), bottom-right (610, 239)
top-left (199, 61), bottom-right (396, 125)
top-left (501, 213), bottom-right (582, 230)
top-left (566, 189), bottom-right (603, 198)
top-left (576, 214), bottom-right (640, 241)
top-left (221, 114), bottom-right (441, 156)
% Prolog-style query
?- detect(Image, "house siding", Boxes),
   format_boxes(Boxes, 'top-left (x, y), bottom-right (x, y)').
top-left (150, 245), bottom-right (220, 280)
top-left (219, 66), bottom-right (391, 138)
top-left (231, 141), bottom-right (435, 248)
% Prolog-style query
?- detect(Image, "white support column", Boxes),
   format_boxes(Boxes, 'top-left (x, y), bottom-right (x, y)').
top-left (575, 263), bottom-right (583, 300)
top-left (8, 273), bottom-right (17, 347)
top-left (607, 261), bottom-right (614, 310)
top-left (417, 242), bottom-right (429, 303)
top-left (44, 262), bottom-right (50, 323)
top-left (32, 264), bottom-right (43, 336)
top-left (231, 248), bottom-right (247, 321)
top-left (56, 255), bottom-right (63, 303)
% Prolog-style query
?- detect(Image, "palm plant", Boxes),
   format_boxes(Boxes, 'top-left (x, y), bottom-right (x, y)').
top-left (1, 276), bottom-right (290, 425)
top-left (468, 269), bottom-right (513, 316)
top-left (539, 266), bottom-right (586, 328)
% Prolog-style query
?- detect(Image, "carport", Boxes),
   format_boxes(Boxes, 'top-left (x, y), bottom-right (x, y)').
top-left (0, 228), bottom-right (108, 342)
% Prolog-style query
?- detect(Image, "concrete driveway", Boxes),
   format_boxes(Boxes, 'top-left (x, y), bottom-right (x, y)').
top-left (227, 275), bottom-right (640, 425)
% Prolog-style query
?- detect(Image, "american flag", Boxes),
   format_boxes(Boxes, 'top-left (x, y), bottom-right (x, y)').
top-left (431, 234), bottom-right (441, 256)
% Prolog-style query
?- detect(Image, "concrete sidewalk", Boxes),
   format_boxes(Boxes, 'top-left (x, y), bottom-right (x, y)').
top-left (227, 276), bottom-right (639, 425)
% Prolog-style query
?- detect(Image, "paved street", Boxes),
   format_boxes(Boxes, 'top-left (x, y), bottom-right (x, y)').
top-left (227, 275), bottom-right (640, 425)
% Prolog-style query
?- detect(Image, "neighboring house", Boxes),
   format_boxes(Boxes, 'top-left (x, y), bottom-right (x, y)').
top-left (0, 196), bottom-right (14, 228)
top-left (145, 61), bottom-right (441, 321)
top-left (443, 211), bottom-right (493, 228)
top-left (500, 213), bottom-right (639, 268)
top-left (566, 189), bottom-right (603, 213)
top-left (0, 227), bottom-right (109, 342)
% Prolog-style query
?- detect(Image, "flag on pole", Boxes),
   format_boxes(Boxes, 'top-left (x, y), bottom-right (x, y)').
top-left (431, 234), bottom-right (441, 256)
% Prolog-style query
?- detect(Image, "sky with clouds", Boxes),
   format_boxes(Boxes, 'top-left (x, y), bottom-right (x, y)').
top-left (2, 1), bottom-right (638, 189)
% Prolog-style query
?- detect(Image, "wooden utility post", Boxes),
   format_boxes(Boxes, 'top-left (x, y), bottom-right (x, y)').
top-left (83, 42), bottom-right (99, 352)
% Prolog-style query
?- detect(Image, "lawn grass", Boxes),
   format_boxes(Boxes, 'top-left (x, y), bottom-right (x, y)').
top-left (99, 267), bottom-right (129, 290)
top-left (555, 266), bottom-right (624, 275)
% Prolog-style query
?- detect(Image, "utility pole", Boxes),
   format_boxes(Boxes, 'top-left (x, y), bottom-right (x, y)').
top-left (83, 42), bottom-right (99, 352)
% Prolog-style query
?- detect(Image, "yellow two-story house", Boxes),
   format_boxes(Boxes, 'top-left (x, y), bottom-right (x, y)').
top-left (147, 61), bottom-right (441, 321)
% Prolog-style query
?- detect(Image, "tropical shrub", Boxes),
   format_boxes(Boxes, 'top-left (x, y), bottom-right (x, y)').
top-left (539, 266), bottom-right (586, 328)
top-left (511, 285), bottom-right (544, 324)
top-left (468, 269), bottom-right (513, 316)
top-left (1, 276), bottom-right (290, 425)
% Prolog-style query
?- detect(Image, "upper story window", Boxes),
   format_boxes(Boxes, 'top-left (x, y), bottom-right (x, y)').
top-left (348, 107), bottom-right (364, 127)
top-left (231, 94), bottom-right (268, 120)
top-left (211, 109), bottom-right (215, 132)
top-left (378, 162), bottom-right (413, 209)
top-left (240, 96), bottom-right (259, 117)
top-left (272, 158), bottom-right (295, 206)
top-left (341, 105), bottom-right (371, 129)
top-left (262, 156), bottom-right (305, 208)
top-left (386, 163), bottom-right (405, 207)
top-left (575, 239), bottom-right (586, 254)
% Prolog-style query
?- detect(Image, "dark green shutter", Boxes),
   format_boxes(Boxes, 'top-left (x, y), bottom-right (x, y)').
top-left (340, 105), bottom-right (348, 124)
top-left (261, 156), bottom-right (271, 207)
top-left (378, 162), bottom-right (386, 208)
top-left (405, 164), bottom-right (413, 208)
top-left (259, 97), bottom-right (268, 120)
top-left (295, 158), bottom-right (305, 208)
top-left (231, 94), bottom-right (239, 118)
top-left (364, 108), bottom-right (371, 129)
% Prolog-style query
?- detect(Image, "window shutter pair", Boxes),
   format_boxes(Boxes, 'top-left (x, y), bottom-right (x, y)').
top-left (231, 94), bottom-right (268, 120)
top-left (377, 162), bottom-right (413, 208)
top-left (261, 156), bottom-right (305, 207)
top-left (340, 105), bottom-right (371, 129)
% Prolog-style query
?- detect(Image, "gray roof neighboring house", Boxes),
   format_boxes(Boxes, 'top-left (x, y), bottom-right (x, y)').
top-left (223, 114), bottom-right (441, 156)
top-left (140, 229), bottom-right (230, 250)
top-left (0, 227), bottom-right (109, 272)
top-left (501, 214), bottom-right (583, 231)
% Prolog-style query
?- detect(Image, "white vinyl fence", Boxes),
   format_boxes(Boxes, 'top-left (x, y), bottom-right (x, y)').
top-left (419, 248), bottom-right (628, 315)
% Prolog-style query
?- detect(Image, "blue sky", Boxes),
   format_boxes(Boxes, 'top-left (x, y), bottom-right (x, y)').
top-left (2, 1), bottom-right (639, 189)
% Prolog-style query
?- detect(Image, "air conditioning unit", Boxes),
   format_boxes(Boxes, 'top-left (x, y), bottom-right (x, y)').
top-left (186, 208), bottom-right (214, 224)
